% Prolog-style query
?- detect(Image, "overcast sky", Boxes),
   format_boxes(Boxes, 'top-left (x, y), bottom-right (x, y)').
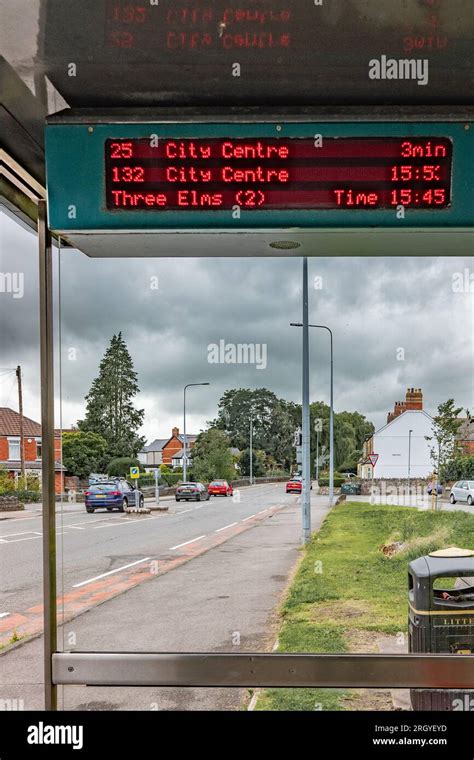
top-left (0, 210), bottom-right (472, 442)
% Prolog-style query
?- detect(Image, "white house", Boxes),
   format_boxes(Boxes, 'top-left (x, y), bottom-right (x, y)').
top-left (359, 390), bottom-right (435, 480)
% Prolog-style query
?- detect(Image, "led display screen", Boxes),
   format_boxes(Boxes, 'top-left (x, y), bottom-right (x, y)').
top-left (105, 137), bottom-right (453, 211)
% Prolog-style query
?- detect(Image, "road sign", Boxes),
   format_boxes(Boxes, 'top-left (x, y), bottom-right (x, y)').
top-left (129, 467), bottom-right (140, 479)
top-left (368, 454), bottom-right (379, 468)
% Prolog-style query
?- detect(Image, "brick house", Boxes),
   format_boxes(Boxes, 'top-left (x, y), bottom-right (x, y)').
top-left (0, 407), bottom-right (64, 494)
top-left (458, 418), bottom-right (474, 455)
top-left (139, 427), bottom-right (197, 469)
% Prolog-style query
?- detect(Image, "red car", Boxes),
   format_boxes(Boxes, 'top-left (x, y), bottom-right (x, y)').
top-left (286, 477), bottom-right (302, 494)
top-left (208, 480), bottom-right (234, 497)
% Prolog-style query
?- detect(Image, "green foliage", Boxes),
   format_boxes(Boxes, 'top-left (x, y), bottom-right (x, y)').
top-left (258, 501), bottom-right (474, 711)
top-left (441, 455), bottom-right (474, 482)
top-left (312, 402), bottom-right (374, 472)
top-left (426, 399), bottom-right (465, 473)
top-left (212, 388), bottom-right (298, 470)
top-left (191, 428), bottom-right (235, 483)
top-left (107, 457), bottom-right (141, 478)
top-left (161, 472), bottom-right (181, 487)
top-left (14, 489), bottom-right (42, 503)
top-left (0, 467), bottom-right (15, 493)
top-left (0, 468), bottom-right (41, 496)
top-left (62, 431), bottom-right (108, 479)
top-left (137, 473), bottom-right (155, 487)
top-left (211, 388), bottom-right (374, 472)
top-left (317, 476), bottom-right (345, 487)
top-left (238, 448), bottom-right (266, 477)
top-left (79, 332), bottom-right (145, 459)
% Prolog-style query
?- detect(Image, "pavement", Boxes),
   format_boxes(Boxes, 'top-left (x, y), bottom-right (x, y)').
top-left (0, 484), bottom-right (331, 710)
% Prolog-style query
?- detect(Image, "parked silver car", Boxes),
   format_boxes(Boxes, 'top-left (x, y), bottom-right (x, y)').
top-left (450, 480), bottom-right (474, 506)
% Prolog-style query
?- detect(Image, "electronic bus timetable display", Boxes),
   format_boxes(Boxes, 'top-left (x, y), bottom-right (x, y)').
top-left (45, 119), bottom-right (474, 236)
top-left (42, 0), bottom-right (474, 105)
top-left (105, 137), bottom-right (453, 212)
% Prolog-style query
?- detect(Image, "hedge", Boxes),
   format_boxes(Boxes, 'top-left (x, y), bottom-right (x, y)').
top-left (317, 477), bottom-right (345, 488)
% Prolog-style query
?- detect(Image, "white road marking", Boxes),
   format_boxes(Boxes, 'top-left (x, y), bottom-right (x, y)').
top-left (179, 509), bottom-right (193, 515)
top-left (64, 525), bottom-right (85, 530)
top-left (242, 514), bottom-right (256, 522)
top-left (257, 509), bottom-right (269, 515)
top-left (73, 557), bottom-right (152, 588)
top-left (93, 516), bottom-right (160, 529)
top-left (0, 530), bottom-right (42, 538)
top-left (215, 522), bottom-right (238, 533)
top-left (0, 536), bottom-right (41, 543)
top-left (170, 535), bottom-right (206, 551)
top-left (0, 612), bottom-right (10, 618)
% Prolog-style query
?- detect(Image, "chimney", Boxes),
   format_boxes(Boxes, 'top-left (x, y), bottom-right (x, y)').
top-left (172, 426), bottom-right (179, 437)
top-left (387, 400), bottom-right (406, 424)
top-left (405, 388), bottom-right (423, 411)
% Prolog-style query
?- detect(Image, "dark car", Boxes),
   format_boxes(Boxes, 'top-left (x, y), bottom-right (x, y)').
top-left (175, 482), bottom-right (210, 502)
top-left (84, 479), bottom-right (144, 513)
top-left (427, 481), bottom-right (443, 496)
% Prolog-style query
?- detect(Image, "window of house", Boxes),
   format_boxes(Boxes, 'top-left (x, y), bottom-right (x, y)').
top-left (8, 437), bottom-right (20, 461)
top-left (36, 440), bottom-right (42, 460)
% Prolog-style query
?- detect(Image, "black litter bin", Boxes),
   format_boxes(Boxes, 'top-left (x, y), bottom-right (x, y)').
top-left (409, 548), bottom-right (474, 710)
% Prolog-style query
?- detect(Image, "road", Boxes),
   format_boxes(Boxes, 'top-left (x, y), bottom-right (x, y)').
top-left (0, 483), bottom-right (331, 710)
top-left (0, 483), bottom-right (300, 641)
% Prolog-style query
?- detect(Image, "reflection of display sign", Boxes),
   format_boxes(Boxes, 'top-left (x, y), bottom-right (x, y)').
top-left (368, 454), bottom-right (379, 467)
top-left (42, 0), bottom-right (474, 105)
top-left (129, 467), bottom-right (140, 479)
top-left (46, 120), bottom-right (473, 235)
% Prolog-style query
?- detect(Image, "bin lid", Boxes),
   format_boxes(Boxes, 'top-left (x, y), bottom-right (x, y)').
top-left (429, 547), bottom-right (474, 558)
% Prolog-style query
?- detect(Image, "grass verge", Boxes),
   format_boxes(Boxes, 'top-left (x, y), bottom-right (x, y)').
top-left (256, 501), bottom-right (474, 711)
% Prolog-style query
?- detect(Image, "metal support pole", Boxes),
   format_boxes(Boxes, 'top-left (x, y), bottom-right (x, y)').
top-left (328, 330), bottom-right (334, 508)
top-left (38, 200), bottom-right (57, 711)
top-left (315, 429), bottom-right (319, 482)
top-left (290, 323), bottom-right (334, 507)
top-left (249, 418), bottom-right (253, 485)
top-left (301, 258), bottom-right (311, 543)
top-left (155, 468), bottom-right (160, 506)
top-left (407, 429), bottom-right (413, 506)
top-left (183, 387), bottom-right (187, 481)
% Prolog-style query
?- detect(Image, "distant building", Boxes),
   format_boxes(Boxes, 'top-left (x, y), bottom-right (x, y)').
top-left (458, 418), bottom-right (474, 455)
top-left (0, 407), bottom-right (64, 493)
top-left (358, 389), bottom-right (434, 479)
top-left (139, 427), bottom-right (197, 469)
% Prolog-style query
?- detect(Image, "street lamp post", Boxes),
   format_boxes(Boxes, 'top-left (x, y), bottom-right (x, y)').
top-left (301, 258), bottom-right (311, 543)
top-left (290, 322), bottom-right (334, 507)
top-left (183, 382), bottom-right (210, 481)
top-left (249, 418), bottom-right (253, 485)
top-left (407, 429), bottom-right (413, 505)
top-left (315, 426), bottom-right (320, 482)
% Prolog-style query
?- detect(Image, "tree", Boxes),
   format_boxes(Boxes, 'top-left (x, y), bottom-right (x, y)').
top-left (78, 333), bottom-right (145, 458)
top-left (441, 455), bottom-right (474, 482)
top-left (191, 428), bottom-right (235, 483)
top-left (212, 388), bottom-right (298, 470)
top-left (426, 399), bottom-right (464, 479)
top-left (310, 403), bottom-right (374, 472)
top-left (107, 457), bottom-right (141, 478)
top-left (239, 448), bottom-right (266, 478)
top-left (62, 431), bottom-right (108, 479)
